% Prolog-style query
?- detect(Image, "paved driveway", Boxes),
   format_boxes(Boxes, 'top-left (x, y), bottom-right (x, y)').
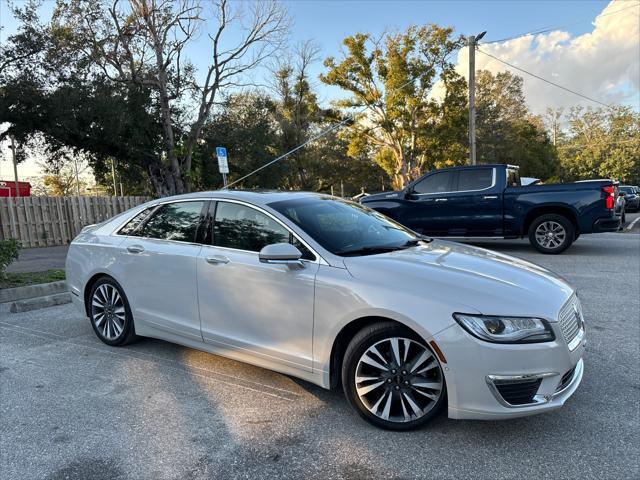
top-left (1, 233), bottom-right (639, 479)
top-left (6, 245), bottom-right (69, 273)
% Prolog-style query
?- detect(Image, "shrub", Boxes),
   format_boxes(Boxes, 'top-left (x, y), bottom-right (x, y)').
top-left (0, 239), bottom-right (21, 279)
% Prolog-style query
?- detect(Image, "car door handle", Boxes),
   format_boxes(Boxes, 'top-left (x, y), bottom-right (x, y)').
top-left (206, 255), bottom-right (230, 265)
top-left (434, 198), bottom-right (448, 202)
top-left (126, 245), bottom-right (145, 254)
top-left (482, 195), bottom-right (498, 200)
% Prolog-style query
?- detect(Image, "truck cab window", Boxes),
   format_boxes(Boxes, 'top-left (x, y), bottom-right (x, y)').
top-left (412, 172), bottom-right (455, 194)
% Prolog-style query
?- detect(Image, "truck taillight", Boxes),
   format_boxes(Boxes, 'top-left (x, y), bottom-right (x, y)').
top-left (603, 185), bottom-right (615, 209)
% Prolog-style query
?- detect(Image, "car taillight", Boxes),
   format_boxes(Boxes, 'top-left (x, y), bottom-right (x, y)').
top-left (603, 185), bottom-right (615, 209)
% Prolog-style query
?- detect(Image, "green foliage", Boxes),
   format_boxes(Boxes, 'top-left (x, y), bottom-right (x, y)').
top-left (321, 25), bottom-right (466, 189)
top-left (0, 240), bottom-right (21, 279)
top-left (475, 70), bottom-right (558, 179)
top-left (557, 106), bottom-right (640, 184)
top-left (0, 269), bottom-right (66, 289)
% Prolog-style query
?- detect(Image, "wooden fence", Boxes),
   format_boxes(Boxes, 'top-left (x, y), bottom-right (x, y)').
top-left (0, 196), bottom-right (151, 248)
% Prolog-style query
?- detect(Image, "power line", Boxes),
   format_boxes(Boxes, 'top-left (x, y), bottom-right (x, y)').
top-left (480, 2), bottom-right (640, 45)
top-left (476, 48), bottom-right (611, 108)
top-left (226, 117), bottom-right (353, 188)
top-left (226, 49), bottom-right (464, 188)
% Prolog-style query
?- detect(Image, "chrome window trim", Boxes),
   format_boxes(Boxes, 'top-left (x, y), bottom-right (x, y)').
top-left (412, 168), bottom-right (497, 196)
top-left (113, 199), bottom-right (207, 243)
top-left (112, 197), bottom-right (326, 265)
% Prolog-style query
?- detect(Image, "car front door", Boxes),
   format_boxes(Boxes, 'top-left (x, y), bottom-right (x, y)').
top-left (443, 167), bottom-right (503, 236)
top-left (401, 170), bottom-right (456, 236)
top-left (197, 200), bottom-right (319, 372)
top-left (118, 200), bottom-right (207, 341)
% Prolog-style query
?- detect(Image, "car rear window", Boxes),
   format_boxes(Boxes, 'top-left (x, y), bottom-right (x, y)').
top-left (457, 168), bottom-right (494, 191)
top-left (140, 201), bottom-right (205, 242)
top-left (118, 206), bottom-right (156, 235)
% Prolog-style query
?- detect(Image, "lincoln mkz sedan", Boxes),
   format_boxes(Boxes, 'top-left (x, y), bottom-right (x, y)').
top-left (66, 191), bottom-right (586, 429)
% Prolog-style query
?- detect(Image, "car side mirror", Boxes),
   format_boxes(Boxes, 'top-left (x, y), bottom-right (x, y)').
top-left (404, 187), bottom-right (416, 200)
top-left (259, 243), bottom-right (304, 267)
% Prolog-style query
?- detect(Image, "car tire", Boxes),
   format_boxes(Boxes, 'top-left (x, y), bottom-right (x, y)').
top-left (341, 321), bottom-right (446, 430)
top-left (88, 276), bottom-right (138, 346)
top-left (528, 214), bottom-right (575, 254)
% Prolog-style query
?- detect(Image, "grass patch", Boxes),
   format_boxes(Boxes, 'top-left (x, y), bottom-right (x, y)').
top-left (0, 269), bottom-right (66, 289)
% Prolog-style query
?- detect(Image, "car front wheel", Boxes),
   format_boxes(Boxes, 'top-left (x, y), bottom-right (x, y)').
top-left (88, 277), bottom-right (137, 346)
top-left (342, 322), bottom-right (446, 430)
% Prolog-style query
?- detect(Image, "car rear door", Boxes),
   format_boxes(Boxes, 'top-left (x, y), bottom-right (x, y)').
top-left (118, 200), bottom-right (207, 340)
top-left (196, 200), bottom-right (319, 372)
top-left (443, 167), bottom-right (503, 236)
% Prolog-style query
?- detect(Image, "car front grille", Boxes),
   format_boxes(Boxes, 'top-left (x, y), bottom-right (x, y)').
top-left (494, 378), bottom-right (543, 406)
top-left (558, 295), bottom-right (583, 347)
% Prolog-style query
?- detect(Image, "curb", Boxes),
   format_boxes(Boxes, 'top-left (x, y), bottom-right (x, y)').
top-left (0, 281), bottom-right (68, 303)
top-left (6, 292), bottom-right (72, 313)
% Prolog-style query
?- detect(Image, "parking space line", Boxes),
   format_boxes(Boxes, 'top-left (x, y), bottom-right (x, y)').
top-left (626, 216), bottom-right (640, 231)
top-left (0, 322), bottom-right (300, 402)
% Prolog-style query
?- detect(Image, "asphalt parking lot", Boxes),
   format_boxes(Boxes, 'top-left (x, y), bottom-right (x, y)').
top-left (1, 232), bottom-right (639, 479)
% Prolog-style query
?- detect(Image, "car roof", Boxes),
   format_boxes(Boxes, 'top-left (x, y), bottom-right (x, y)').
top-left (153, 189), bottom-right (329, 207)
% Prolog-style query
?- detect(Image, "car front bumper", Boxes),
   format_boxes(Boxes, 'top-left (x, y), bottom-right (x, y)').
top-left (433, 322), bottom-right (586, 420)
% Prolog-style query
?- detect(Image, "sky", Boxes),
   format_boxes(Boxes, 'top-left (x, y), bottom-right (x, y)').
top-left (1, 0), bottom-right (639, 179)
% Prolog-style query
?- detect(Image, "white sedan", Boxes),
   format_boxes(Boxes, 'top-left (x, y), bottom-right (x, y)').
top-left (66, 191), bottom-right (585, 430)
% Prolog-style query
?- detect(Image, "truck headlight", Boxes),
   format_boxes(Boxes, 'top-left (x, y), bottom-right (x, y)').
top-left (453, 314), bottom-right (555, 343)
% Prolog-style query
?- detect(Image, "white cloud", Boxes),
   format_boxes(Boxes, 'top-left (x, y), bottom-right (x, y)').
top-left (432, 0), bottom-right (640, 114)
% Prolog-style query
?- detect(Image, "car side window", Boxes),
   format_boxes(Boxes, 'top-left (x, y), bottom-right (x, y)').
top-left (213, 202), bottom-right (315, 260)
top-left (140, 201), bottom-right (205, 242)
top-left (412, 171), bottom-right (455, 194)
top-left (118, 206), bottom-right (156, 236)
top-left (457, 168), bottom-right (494, 191)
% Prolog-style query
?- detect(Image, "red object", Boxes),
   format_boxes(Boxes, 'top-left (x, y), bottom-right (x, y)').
top-left (602, 185), bottom-right (615, 209)
top-left (0, 180), bottom-right (31, 197)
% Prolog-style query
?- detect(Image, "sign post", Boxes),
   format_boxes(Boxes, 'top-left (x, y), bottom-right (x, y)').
top-left (216, 146), bottom-right (229, 188)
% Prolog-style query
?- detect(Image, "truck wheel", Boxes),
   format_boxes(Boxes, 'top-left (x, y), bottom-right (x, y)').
top-left (528, 214), bottom-right (574, 254)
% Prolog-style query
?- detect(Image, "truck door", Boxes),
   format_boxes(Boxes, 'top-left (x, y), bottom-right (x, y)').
top-left (401, 170), bottom-right (456, 236)
top-left (444, 167), bottom-right (503, 236)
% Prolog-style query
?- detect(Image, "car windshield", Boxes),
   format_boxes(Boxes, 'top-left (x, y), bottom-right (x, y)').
top-left (620, 186), bottom-right (634, 194)
top-left (269, 197), bottom-right (422, 256)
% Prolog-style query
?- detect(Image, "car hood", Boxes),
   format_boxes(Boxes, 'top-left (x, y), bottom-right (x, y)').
top-left (342, 240), bottom-right (574, 320)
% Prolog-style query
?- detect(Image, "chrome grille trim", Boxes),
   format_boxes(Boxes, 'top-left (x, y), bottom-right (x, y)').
top-left (558, 294), bottom-right (584, 350)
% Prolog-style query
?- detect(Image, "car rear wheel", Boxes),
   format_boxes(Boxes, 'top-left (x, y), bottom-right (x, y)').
top-left (89, 277), bottom-right (137, 346)
top-left (342, 322), bottom-right (446, 430)
top-left (528, 214), bottom-right (574, 254)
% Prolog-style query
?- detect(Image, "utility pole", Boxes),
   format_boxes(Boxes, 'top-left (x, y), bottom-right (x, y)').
top-left (468, 31), bottom-right (486, 166)
top-left (10, 136), bottom-right (20, 198)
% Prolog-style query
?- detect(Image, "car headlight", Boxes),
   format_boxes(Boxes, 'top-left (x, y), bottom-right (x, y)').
top-left (453, 313), bottom-right (555, 344)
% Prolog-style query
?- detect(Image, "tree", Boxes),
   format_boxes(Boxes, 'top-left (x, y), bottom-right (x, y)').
top-left (193, 92), bottom-right (281, 190)
top-left (2, 0), bottom-right (289, 196)
top-left (270, 41), bottom-right (331, 189)
top-left (321, 25), bottom-right (465, 189)
top-left (557, 106), bottom-right (639, 184)
top-left (475, 70), bottom-right (558, 179)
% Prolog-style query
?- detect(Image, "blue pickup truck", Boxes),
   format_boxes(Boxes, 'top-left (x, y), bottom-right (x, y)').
top-left (361, 164), bottom-right (621, 254)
